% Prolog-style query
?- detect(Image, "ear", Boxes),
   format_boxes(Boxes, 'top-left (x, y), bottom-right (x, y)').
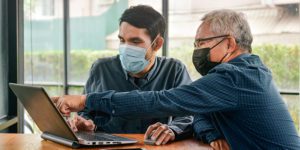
top-left (152, 37), bottom-right (164, 52)
top-left (227, 37), bottom-right (237, 53)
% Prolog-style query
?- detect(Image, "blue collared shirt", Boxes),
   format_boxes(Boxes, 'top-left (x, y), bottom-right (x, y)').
top-left (80, 55), bottom-right (193, 136)
top-left (86, 54), bottom-right (300, 149)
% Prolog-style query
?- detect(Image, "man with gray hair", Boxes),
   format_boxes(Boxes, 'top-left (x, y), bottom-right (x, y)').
top-left (54, 9), bottom-right (300, 149)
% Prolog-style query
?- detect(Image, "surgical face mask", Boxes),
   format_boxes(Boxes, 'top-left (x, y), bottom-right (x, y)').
top-left (119, 37), bottom-right (158, 74)
top-left (192, 37), bottom-right (228, 76)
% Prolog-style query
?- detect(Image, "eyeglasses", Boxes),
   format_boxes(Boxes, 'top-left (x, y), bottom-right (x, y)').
top-left (194, 34), bottom-right (229, 48)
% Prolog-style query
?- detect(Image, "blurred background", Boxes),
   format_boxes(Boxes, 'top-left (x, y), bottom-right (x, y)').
top-left (1, 0), bottom-right (299, 134)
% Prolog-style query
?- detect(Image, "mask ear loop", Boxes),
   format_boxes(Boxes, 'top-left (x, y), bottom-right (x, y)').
top-left (209, 37), bottom-right (228, 63)
top-left (219, 52), bottom-right (229, 63)
top-left (145, 35), bottom-right (160, 62)
top-left (148, 35), bottom-right (159, 50)
top-left (211, 37), bottom-right (227, 49)
top-left (219, 37), bottom-right (237, 63)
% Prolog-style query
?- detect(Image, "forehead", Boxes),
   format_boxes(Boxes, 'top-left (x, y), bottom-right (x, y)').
top-left (195, 23), bottom-right (212, 39)
top-left (119, 22), bottom-right (150, 39)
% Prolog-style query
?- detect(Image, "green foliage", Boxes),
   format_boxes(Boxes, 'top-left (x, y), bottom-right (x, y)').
top-left (69, 50), bottom-right (118, 82)
top-left (24, 50), bottom-right (118, 83)
top-left (24, 50), bottom-right (64, 82)
top-left (252, 44), bottom-right (299, 90)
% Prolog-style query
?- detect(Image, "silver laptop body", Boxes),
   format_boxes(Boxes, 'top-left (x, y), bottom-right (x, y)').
top-left (9, 83), bottom-right (137, 148)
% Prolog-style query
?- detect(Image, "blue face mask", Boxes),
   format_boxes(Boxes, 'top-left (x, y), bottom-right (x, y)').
top-left (119, 44), bottom-right (150, 74)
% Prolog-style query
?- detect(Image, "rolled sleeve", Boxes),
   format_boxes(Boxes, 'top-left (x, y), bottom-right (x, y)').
top-left (168, 116), bottom-right (194, 140)
top-left (193, 114), bottom-right (223, 144)
top-left (168, 116), bottom-right (193, 133)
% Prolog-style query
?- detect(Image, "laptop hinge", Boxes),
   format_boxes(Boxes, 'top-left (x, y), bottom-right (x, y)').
top-left (41, 132), bottom-right (80, 148)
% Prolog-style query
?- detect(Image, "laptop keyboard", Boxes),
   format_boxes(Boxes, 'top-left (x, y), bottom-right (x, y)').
top-left (100, 133), bottom-right (135, 141)
top-left (76, 132), bottom-right (114, 141)
top-left (76, 132), bottom-right (132, 141)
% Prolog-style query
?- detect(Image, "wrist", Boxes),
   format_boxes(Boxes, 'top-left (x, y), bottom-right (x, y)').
top-left (80, 95), bottom-right (87, 109)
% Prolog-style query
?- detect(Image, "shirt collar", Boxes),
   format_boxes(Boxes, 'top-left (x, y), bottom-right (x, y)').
top-left (229, 53), bottom-right (251, 63)
top-left (123, 57), bottom-right (158, 81)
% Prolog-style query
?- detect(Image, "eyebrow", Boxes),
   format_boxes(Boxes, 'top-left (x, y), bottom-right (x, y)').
top-left (118, 35), bottom-right (144, 42)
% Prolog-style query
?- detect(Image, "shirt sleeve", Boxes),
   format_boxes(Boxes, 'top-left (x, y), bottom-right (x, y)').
top-left (173, 64), bottom-right (223, 144)
top-left (168, 62), bottom-right (194, 139)
top-left (193, 114), bottom-right (223, 144)
top-left (86, 70), bottom-right (239, 119)
top-left (168, 116), bottom-right (194, 140)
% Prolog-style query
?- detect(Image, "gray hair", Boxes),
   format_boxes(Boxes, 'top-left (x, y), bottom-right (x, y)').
top-left (201, 9), bottom-right (253, 52)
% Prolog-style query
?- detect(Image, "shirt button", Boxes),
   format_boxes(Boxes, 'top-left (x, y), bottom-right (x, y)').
top-left (112, 110), bottom-right (115, 114)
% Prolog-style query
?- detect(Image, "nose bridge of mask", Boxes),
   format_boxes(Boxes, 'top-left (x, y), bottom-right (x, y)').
top-left (120, 35), bottom-right (158, 52)
top-left (119, 44), bottom-right (147, 58)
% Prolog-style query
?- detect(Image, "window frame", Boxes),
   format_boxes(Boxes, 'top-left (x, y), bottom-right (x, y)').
top-left (0, 0), bottom-right (24, 133)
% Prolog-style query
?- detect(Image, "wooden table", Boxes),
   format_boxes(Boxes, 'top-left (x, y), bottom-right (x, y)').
top-left (0, 133), bottom-right (212, 150)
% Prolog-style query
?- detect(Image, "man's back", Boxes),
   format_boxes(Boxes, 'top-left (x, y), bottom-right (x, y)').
top-left (82, 55), bottom-right (192, 133)
top-left (201, 54), bottom-right (300, 149)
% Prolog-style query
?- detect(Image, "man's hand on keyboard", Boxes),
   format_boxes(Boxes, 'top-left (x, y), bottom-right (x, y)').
top-left (51, 95), bottom-right (86, 115)
top-left (67, 114), bottom-right (96, 132)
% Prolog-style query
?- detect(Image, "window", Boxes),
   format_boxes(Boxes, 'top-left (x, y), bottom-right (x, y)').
top-left (1, 0), bottom-right (20, 133)
top-left (68, 0), bottom-right (126, 94)
top-left (0, 0), bottom-right (8, 121)
top-left (24, 0), bottom-right (64, 133)
top-left (22, 0), bottom-right (299, 133)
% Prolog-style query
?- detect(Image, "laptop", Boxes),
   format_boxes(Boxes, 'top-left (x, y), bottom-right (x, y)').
top-left (9, 83), bottom-right (137, 148)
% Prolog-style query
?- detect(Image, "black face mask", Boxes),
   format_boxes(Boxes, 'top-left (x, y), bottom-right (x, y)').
top-left (192, 38), bottom-right (228, 76)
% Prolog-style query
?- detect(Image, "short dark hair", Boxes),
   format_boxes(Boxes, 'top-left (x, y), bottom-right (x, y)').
top-left (119, 5), bottom-right (166, 42)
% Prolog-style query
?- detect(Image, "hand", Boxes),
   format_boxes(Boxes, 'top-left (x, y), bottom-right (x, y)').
top-left (144, 122), bottom-right (175, 145)
top-left (67, 114), bottom-right (96, 132)
top-left (210, 139), bottom-right (230, 150)
top-left (51, 95), bottom-right (86, 116)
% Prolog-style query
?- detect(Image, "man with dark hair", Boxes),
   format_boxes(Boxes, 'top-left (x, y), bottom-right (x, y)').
top-left (61, 5), bottom-right (194, 145)
top-left (54, 9), bottom-right (300, 149)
